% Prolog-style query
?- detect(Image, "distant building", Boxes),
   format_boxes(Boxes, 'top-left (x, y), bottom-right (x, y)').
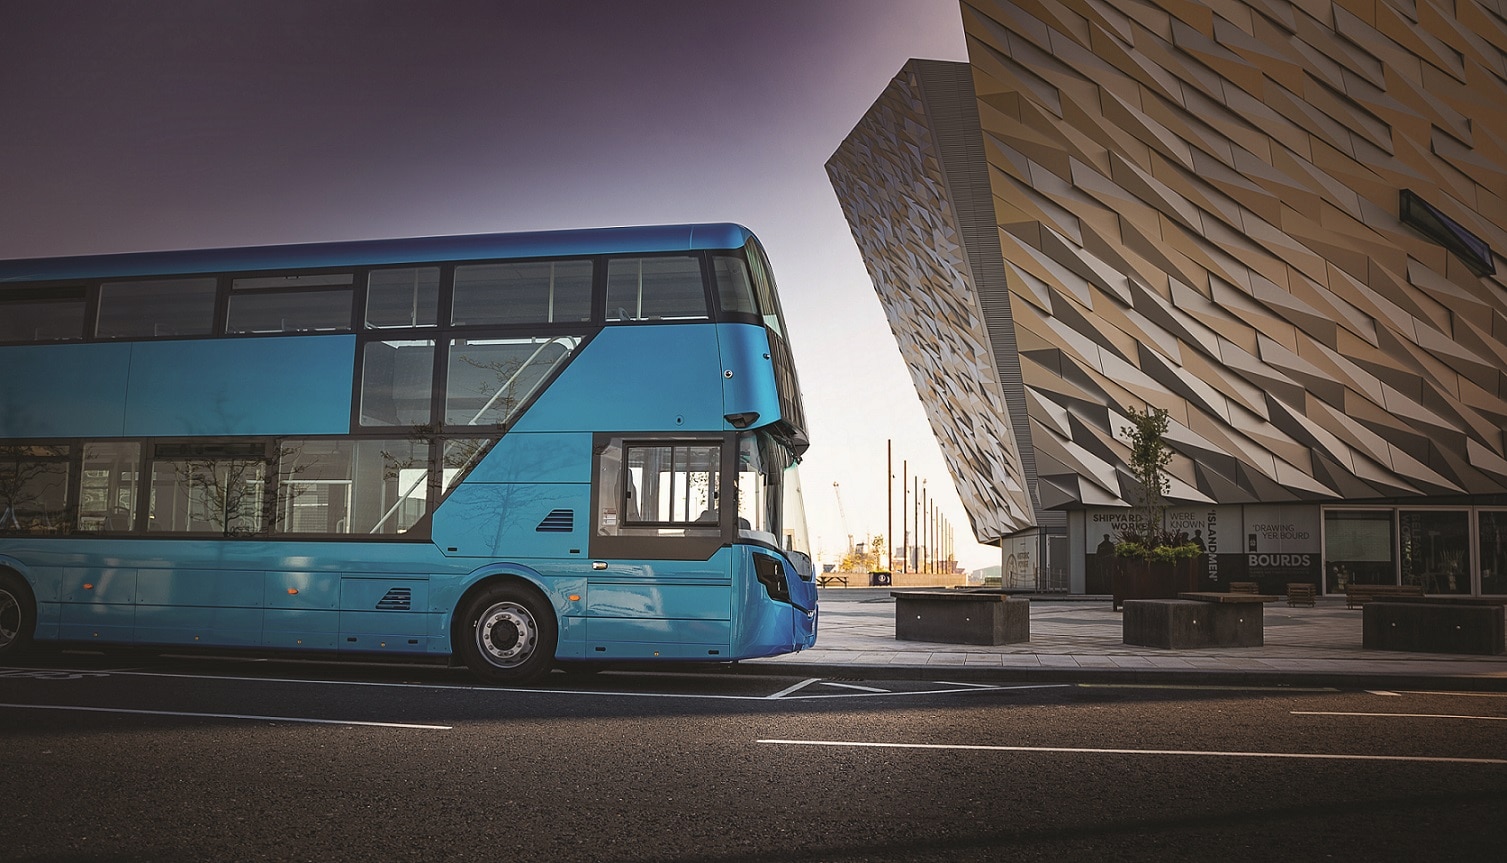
top-left (828, 0), bottom-right (1507, 596)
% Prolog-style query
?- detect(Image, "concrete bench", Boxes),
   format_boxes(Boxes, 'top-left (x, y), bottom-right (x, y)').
top-left (1344, 583), bottom-right (1424, 609)
top-left (1362, 596), bottom-right (1506, 655)
top-left (892, 591), bottom-right (1029, 645)
top-left (1123, 593), bottom-right (1275, 649)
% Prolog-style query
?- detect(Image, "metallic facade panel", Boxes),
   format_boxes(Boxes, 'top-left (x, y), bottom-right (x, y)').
top-left (831, 0), bottom-right (1507, 543)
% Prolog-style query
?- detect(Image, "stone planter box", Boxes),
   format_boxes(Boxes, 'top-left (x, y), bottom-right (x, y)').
top-left (893, 591), bottom-right (1029, 645)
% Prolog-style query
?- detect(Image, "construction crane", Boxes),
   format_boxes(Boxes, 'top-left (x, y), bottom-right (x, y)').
top-left (832, 481), bottom-right (854, 557)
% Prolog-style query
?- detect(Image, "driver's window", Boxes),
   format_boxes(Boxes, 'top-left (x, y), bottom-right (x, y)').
top-left (625, 443), bottom-right (720, 526)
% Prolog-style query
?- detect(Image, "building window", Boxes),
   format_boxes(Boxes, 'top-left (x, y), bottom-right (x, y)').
top-left (1400, 189), bottom-right (1496, 276)
top-left (1324, 510), bottom-right (1395, 592)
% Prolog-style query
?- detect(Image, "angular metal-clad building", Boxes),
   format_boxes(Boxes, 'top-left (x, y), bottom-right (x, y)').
top-left (828, 0), bottom-right (1507, 595)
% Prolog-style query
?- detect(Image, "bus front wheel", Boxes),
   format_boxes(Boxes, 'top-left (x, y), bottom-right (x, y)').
top-left (457, 583), bottom-right (557, 684)
top-left (0, 571), bottom-right (36, 659)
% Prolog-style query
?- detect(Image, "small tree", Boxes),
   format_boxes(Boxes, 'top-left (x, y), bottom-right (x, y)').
top-left (1115, 406), bottom-right (1197, 562)
top-left (839, 534), bottom-right (887, 573)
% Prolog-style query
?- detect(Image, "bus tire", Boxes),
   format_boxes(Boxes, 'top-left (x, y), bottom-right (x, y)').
top-left (457, 582), bottom-right (557, 684)
top-left (0, 571), bottom-right (36, 659)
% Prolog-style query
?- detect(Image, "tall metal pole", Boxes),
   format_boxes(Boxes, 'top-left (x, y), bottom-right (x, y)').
top-left (921, 480), bottom-right (929, 574)
top-left (886, 440), bottom-right (893, 574)
top-left (901, 460), bottom-right (908, 574)
top-left (913, 477), bottom-right (920, 573)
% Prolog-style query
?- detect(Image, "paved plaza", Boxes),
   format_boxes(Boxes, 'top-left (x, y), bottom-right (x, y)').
top-left (750, 588), bottom-right (1507, 690)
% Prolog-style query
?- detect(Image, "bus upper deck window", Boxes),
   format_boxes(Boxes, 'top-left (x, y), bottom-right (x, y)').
top-left (0, 287), bottom-right (86, 343)
top-left (606, 257), bottom-right (708, 322)
top-left (227, 272), bottom-right (353, 334)
top-left (98, 278), bottom-right (217, 339)
top-left (366, 267), bottom-right (439, 329)
top-left (712, 255), bottom-right (758, 317)
top-left (453, 260), bottom-right (592, 326)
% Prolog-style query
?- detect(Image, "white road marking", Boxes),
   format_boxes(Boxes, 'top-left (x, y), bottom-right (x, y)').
top-left (0, 702), bottom-right (451, 729)
top-left (1, 665), bottom-right (1062, 702)
top-left (1392, 690), bottom-right (1507, 699)
top-left (1293, 710), bottom-right (1507, 722)
top-left (1366, 690), bottom-right (1401, 697)
top-left (766, 678), bottom-right (822, 699)
top-left (756, 738), bottom-right (1507, 766)
top-left (818, 681), bottom-right (890, 693)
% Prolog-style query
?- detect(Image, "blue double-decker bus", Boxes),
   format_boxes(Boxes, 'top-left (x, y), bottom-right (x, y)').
top-left (0, 223), bottom-right (816, 682)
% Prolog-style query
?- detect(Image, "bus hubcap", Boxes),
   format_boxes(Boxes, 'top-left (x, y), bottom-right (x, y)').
top-left (476, 602), bottom-right (535, 667)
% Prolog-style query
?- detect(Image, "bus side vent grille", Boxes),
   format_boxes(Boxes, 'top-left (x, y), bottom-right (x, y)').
top-left (537, 509), bottom-right (574, 532)
top-left (376, 588), bottom-right (412, 611)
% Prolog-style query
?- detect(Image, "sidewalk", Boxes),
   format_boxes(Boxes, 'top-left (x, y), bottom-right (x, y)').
top-left (746, 588), bottom-right (1507, 691)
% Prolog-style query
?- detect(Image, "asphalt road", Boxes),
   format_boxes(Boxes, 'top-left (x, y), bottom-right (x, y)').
top-left (4, 652), bottom-right (1506, 862)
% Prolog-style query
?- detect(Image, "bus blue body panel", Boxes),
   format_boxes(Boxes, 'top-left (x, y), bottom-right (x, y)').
top-left (463, 432), bottom-right (593, 485)
top-left (0, 336), bottom-right (354, 438)
top-left (124, 336), bottom-right (354, 436)
top-left (0, 343), bottom-right (133, 437)
top-left (5, 538), bottom-right (813, 663)
top-left (433, 482), bottom-right (593, 559)
top-left (511, 325), bottom-right (726, 433)
top-left (716, 324), bottom-right (783, 427)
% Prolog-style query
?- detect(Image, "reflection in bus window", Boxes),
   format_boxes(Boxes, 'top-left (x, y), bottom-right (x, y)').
top-left (148, 449), bottom-right (267, 535)
top-left (0, 445), bottom-right (73, 533)
top-left (359, 340), bottom-right (436, 427)
top-left (78, 442), bottom-right (141, 532)
top-left (445, 336), bottom-right (580, 427)
top-left (275, 439), bottom-right (430, 535)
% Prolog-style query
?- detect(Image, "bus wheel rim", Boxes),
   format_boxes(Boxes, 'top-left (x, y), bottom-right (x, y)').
top-left (0, 590), bottom-right (18, 646)
top-left (476, 602), bottom-right (536, 668)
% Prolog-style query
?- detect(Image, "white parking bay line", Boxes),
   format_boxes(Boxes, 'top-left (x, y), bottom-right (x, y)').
top-left (0, 702), bottom-right (451, 730)
top-left (1293, 710), bottom-right (1507, 722)
top-left (756, 739), bottom-right (1507, 766)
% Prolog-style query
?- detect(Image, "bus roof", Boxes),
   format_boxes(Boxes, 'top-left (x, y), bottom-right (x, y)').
top-left (0, 223), bottom-right (757, 283)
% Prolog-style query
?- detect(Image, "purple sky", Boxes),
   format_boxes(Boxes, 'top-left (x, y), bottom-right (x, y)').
top-left (0, 1), bottom-right (988, 569)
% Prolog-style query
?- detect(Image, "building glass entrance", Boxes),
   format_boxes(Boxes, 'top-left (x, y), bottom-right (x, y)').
top-left (1400, 509), bottom-right (1470, 594)
top-left (1322, 506), bottom-right (1507, 596)
top-left (1323, 510), bottom-right (1395, 593)
top-left (1478, 511), bottom-right (1507, 596)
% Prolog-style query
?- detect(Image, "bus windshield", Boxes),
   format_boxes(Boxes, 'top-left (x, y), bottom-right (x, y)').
top-left (736, 432), bottom-right (810, 558)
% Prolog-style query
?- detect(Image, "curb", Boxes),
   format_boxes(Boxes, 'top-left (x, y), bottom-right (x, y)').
top-left (730, 660), bottom-right (1507, 692)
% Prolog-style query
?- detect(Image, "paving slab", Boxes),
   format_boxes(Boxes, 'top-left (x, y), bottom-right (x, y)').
top-left (742, 587), bottom-right (1507, 691)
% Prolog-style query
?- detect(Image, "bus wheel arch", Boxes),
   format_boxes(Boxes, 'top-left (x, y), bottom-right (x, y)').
top-left (452, 575), bottom-right (558, 684)
top-left (0, 568), bottom-right (37, 658)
